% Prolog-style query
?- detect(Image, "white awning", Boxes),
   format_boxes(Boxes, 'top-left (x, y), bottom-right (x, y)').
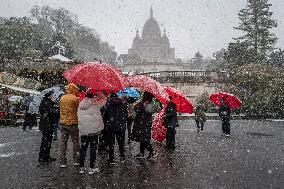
top-left (0, 84), bottom-right (40, 95)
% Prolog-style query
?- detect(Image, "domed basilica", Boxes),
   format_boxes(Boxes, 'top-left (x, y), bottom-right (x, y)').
top-left (118, 7), bottom-right (183, 73)
top-left (128, 7), bottom-right (175, 63)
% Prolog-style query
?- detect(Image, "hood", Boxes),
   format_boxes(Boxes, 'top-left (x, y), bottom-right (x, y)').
top-left (66, 83), bottom-right (79, 95)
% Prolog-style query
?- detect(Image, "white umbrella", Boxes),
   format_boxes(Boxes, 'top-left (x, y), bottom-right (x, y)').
top-left (30, 86), bottom-right (65, 114)
top-left (8, 96), bottom-right (23, 103)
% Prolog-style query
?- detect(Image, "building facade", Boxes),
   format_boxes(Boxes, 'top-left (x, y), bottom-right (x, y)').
top-left (128, 7), bottom-right (175, 64)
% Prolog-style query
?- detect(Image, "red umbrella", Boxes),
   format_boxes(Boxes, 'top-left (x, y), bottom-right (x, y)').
top-left (127, 75), bottom-right (169, 102)
top-left (209, 92), bottom-right (242, 109)
top-left (152, 107), bottom-right (167, 143)
top-left (165, 86), bottom-right (194, 114)
top-left (63, 62), bottom-right (128, 92)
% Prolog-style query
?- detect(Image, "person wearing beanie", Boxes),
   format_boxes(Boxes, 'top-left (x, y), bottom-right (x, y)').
top-left (59, 83), bottom-right (80, 168)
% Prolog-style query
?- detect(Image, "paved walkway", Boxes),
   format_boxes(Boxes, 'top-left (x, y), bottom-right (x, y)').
top-left (0, 120), bottom-right (283, 189)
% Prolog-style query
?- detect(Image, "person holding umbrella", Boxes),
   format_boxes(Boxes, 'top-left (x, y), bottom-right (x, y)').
top-left (38, 91), bottom-right (57, 165)
top-left (78, 91), bottom-right (106, 174)
top-left (210, 92), bottom-right (241, 137)
top-left (132, 92), bottom-right (157, 160)
top-left (164, 97), bottom-right (179, 149)
top-left (219, 100), bottom-right (231, 136)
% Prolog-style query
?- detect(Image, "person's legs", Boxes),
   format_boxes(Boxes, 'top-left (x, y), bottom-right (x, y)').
top-left (22, 122), bottom-right (27, 131)
top-left (45, 130), bottom-right (54, 159)
top-left (224, 121), bottom-right (230, 135)
top-left (53, 122), bottom-right (59, 140)
top-left (139, 141), bottom-right (146, 155)
top-left (127, 118), bottom-right (132, 143)
top-left (166, 129), bottom-right (171, 147)
top-left (200, 122), bottom-right (204, 132)
top-left (79, 135), bottom-right (89, 168)
top-left (227, 122), bottom-right (230, 135)
top-left (89, 134), bottom-right (98, 168)
top-left (170, 129), bottom-right (176, 149)
top-left (39, 130), bottom-right (48, 161)
top-left (70, 128), bottom-right (80, 164)
top-left (98, 129), bottom-right (108, 153)
top-left (196, 120), bottom-right (200, 131)
top-left (116, 131), bottom-right (126, 158)
top-left (222, 121), bottom-right (226, 135)
top-left (166, 128), bottom-right (175, 149)
top-left (144, 140), bottom-right (154, 154)
top-left (144, 139), bottom-right (155, 159)
top-left (29, 114), bottom-right (36, 130)
top-left (59, 128), bottom-right (69, 165)
top-left (107, 132), bottom-right (115, 162)
top-left (23, 113), bottom-right (30, 131)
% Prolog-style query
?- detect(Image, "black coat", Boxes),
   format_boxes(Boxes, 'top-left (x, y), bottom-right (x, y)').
top-left (132, 101), bottom-right (154, 142)
top-left (38, 97), bottom-right (57, 131)
top-left (219, 104), bottom-right (231, 122)
top-left (103, 96), bottom-right (128, 132)
top-left (164, 102), bottom-right (179, 129)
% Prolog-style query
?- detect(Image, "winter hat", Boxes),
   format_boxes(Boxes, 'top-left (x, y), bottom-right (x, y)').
top-left (66, 83), bottom-right (79, 95)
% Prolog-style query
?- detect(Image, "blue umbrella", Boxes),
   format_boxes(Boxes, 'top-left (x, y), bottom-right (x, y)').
top-left (117, 88), bottom-right (140, 98)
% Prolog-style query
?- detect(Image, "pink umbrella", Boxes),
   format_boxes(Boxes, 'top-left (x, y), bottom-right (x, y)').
top-left (152, 107), bottom-right (167, 143)
top-left (127, 75), bottom-right (169, 103)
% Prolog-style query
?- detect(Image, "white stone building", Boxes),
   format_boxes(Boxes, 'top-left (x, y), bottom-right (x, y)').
top-left (118, 7), bottom-right (182, 73)
top-left (128, 7), bottom-right (175, 64)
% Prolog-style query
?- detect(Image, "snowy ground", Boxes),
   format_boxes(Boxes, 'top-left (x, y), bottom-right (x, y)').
top-left (0, 120), bottom-right (283, 189)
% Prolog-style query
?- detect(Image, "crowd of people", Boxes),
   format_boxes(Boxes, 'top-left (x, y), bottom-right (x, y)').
top-left (35, 83), bottom-right (232, 175)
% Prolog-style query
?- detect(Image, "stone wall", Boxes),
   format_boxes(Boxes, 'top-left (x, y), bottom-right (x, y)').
top-left (141, 70), bottom-right (228, 104)
top-left (117, 62), bottom-right (184, 73)
top-left (163, 82), bottom-right (224, 104)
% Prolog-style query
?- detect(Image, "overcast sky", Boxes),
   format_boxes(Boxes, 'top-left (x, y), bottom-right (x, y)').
top-left (1, 0), bottom-right (284, 59)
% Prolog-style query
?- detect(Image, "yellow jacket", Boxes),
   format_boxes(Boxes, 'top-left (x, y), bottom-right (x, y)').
top-left (60, 83), bottom-right (80, 126)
